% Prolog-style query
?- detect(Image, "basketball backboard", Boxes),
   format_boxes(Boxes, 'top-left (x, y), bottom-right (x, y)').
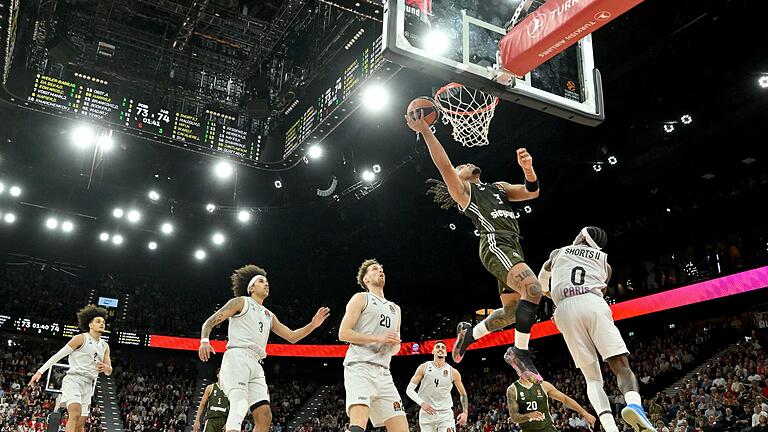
top-left (383, 0), bottom-right (605, 125)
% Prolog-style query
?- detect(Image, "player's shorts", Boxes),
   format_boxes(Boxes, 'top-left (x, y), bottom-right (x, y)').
top-left (204, 416), bottom-right (227, 432)
top-left (419, 409), bottom-right (456, 432)
top-left (220, 348), bottom-right (269, 405)
top-left (553, 293), bottom-right (629, 369)
top-left (344, 362), bottom-right (406, 427)
top-left (478, 233), bottom-right (526, 294)
top-left (59, 374), bottom-right (95, 416)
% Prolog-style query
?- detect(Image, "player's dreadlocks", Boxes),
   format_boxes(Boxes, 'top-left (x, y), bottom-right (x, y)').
top-left (426, 178), bottom-right (457, 210)
top-left (76, 304), bottom-right (108, 332)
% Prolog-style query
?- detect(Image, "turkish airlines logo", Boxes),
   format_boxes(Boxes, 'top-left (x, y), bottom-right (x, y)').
top-left (527, 13), bottom-right (547, 38)
top-left (594, 11), bottom-right (612, 21)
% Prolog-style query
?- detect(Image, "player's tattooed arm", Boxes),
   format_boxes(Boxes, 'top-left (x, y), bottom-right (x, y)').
top-left (201, 297), bottom-right (244, 339)
top-left (506, 385), bottom-right (542, 424)
top-left (461, 394), bottom-right (469, 414)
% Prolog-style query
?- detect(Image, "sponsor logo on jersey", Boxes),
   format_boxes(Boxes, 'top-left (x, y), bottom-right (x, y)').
top-left (489, 209), bottom-right (517, 219)
top-left (393, 401), bottom-right (403, 411)
top-left (444, 370), bottom-right (448, 376)
top-left (537, 390), bottom-right (542, 397)
top-left (389, 304), bottom-right (396, 314)
top-left (264, 310), bottom-right (271, 318)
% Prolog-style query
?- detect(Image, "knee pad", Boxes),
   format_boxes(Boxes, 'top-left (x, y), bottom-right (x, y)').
top-left (226, 389), bottom-right (249, 431)
top-left (514, 300), bottom-right (539, 333)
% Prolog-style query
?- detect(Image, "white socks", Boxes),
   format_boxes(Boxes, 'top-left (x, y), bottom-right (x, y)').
top-left (624, 391), bottom-right (642, 407)
top-left (515, 332), bottom-right (530, 350)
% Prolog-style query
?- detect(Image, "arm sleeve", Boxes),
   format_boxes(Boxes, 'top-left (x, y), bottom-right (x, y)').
top-left (406, 383), bottom-right (424, 406)
top-left (37, 345), bottom-right (74, 375)
top-left (539, 268), bottom-right (552, 293)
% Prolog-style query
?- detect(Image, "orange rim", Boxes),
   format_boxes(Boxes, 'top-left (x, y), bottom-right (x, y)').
top-left (434, 82), bottom-right (500, 116)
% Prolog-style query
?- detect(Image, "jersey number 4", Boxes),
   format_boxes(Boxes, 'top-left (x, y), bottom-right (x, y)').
top-left (379, 314), bottom-right (391, 328)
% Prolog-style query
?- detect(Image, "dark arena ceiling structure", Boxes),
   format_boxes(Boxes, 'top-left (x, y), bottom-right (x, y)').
top-left (0, 0), bottom-right (767, 309)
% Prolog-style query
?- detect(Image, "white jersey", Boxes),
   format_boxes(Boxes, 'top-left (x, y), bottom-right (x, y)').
top-left (418, 361), bottom-right (454, 411)
top-left (227, 296), bottom-right (273, 357)
top-left (343, 292), bottom-right (400, 369)
top-left (550, 245), bottom-right (608, 306)
top-left (67, 333), bottom-right (107, 380)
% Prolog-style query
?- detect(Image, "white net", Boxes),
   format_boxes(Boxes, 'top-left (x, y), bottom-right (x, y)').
top-left (435, 83), bottom-right (499, 147)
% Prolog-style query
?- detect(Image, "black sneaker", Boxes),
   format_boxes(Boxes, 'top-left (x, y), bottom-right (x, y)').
top-left (451, 322), bottom-right (475, 363)
top-left (504, 346), bottom-right (543, 383)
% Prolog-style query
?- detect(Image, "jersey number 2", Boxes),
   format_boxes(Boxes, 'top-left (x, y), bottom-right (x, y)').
top-left (571, 266), bottom-right (586, 286)
top-left (379, 314), bottom-right (391, 328)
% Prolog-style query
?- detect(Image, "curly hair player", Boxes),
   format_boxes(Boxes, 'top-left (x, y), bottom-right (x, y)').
top-left (198, 264), bottom-right (330, 432)
top-left (406, 110), bottom-right (544, 382)
top-left (28, 304), bottom-right (112, 432)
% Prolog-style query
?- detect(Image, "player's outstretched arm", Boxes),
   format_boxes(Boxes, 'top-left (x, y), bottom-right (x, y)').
top-left (96, 344), bottom-right (113, 376)
top-left (405, 111), bottom-right (469, 208)
top-left (28, 334), bottom-right (85, 386)
top-left (406, 364), bottom-right (436, 415)
top-left (194, 384), bottom-right (213, 432)
top-left (496, 148), bottom-right (540, 202)
top-left (338, 293), bottom-right (397, 346)
top-left (541, 381), bottom-right (596, 428)
top-left (506, 384), bottom-right (545, 424)
top-left (271, 307), bottom-right (331, 344)
top-left (199, 297), bottom-right (245, 361)
top-left (453, 368), bottom-right (469, 425)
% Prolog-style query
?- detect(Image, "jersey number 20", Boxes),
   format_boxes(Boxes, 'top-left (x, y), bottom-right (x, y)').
top-left (379, 314), bottom-right (391, 328)
top-left (526, 401), bottom-right (538, 411)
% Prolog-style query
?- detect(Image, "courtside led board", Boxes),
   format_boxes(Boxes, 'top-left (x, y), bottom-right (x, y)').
top-left (383, 0), bottom-right (605, 125)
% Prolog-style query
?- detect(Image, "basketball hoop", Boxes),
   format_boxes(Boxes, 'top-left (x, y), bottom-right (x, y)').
top-left (434, 83), bottom-right (499, 147)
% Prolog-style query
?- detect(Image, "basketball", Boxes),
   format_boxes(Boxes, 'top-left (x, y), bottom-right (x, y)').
top-left (407, 97), bottom-right (439, 126)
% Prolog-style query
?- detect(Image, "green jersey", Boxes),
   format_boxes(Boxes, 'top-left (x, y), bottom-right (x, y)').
top-left (205, 383), bottom-right (229, 419)
top-left (459, 182), bottom-right (520, 238)
top-left (511, 381), bottom-right (554, 432)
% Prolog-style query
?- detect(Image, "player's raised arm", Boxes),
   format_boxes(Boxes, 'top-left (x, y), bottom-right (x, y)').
top-left (28, 334), bottom-right (85, 386)
top-left (495, 148), bottom-right (540, 202)
top-left (270, 307), bottom-right (330, 344)
top-left (406, 111), bottom-right (470, 208)
top-left (338, 292), bottom-right (394, 346)
top-left (453, 368), bottom-right (469, 425)
top-left (193, 384), bottom-right (214, 432)
top-left (199, 297), bottom-right (244, 361)
top-left (541, 381), bottom-right (596, 428)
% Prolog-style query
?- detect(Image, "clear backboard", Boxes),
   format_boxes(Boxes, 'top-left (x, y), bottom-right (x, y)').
top-left (383, 0), bottom-right (605, 125)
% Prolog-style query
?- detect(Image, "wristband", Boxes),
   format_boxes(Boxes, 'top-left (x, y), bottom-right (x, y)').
top-left (200, 338), bottom-right (210, 344)
top-left (524, 179), bottom-right (539, 192)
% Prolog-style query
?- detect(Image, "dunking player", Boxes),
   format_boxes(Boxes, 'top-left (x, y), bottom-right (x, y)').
top-left (339, 259), bottom-right (408, 432)
top-left (194, 368), bottom-right (229, 432)
top-left (538, 227), bottom-right (654, 432)
top-left (28, 305), bottom-right (112, 432)
top-left (406, 341), bottom-right (469, 432)
top-left (506, 372), bottom-right (595, 432)
top-left (198, 265), bottom-right (330, 432)
top-left (406, 112), bottom-right (543, 381)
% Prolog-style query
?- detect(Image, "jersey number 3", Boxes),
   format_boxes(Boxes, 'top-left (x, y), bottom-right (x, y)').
top-left (379, 314), bottom-right (391, 328)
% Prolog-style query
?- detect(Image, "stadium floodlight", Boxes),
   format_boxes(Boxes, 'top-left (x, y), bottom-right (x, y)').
top-left (448, 223), bottom-right (456, 230)
top-left (237, 210), bottom-right (251, 223)
top-left (361, 170), bottom-right (376, 182)
top-left (608, 155), bottom-right (618, 165)
top-left (99, 232), bottom-right (110, 242)
top-left (362, 84), bottom-right (389, 111)
top-left (214, 161), bottom-right (234, 179)
top-left (126, 209), bottom-right (141, 223)
top-left (148, 241), bottom-right (158, 250)
top-left (0, 182), bottom-right (4, 194)
top-left (523, 205), bottom-right (532, 214)
top-left (759, 76), bottom-right (768, 89)
top-left (663, 124), bottom-right (675, 133)
top-left (3, 213), bottom-right (15, 224)
top-left (372, 164), bottom-right (382, 174)
top-left (112, 234), bottom-right (124, 245)
top-left (592, 164), bottom-right (602, 172)
top-left (61, 220), bottom-right (74, 232)
top-left (161, 222), bottom-right (174, 235)
top-left (112, 208), bottom-right (124, 218)
top-left (206, 203), bottom-right (216, 213)
top-left (148, 190), bottom-right (160, 201)
top-left (97, 134), bottom-right (114, 151)
top-left (308, 145), bottom-right (323, 159)
top-left (9, 186), bottom-right (21, 197)
top-left (72, 126), bottom-right (96, 148)
top-left (274, 180), bottom-right (282, 189)
top-left (45, 217), bottom-right (58, 230)
top-left (212, 232), bottom-right (225, 245)
top-left (194, 249), bottom-right (207, 260)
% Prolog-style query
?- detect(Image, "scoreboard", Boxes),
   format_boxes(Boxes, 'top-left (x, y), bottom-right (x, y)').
top-left (0, 313), bottom-right (149, 346)
top-left (284, 35), bottom-right (384, 158)
top-left (27, 74), bottom-right (256, 162)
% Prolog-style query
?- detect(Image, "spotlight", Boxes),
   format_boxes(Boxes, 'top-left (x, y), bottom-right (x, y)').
top-left (308, 145), bottom-right (323, 159)
top-left (361, 170), bottom-right (376, 182)
top-left (666, 208), bottom-right (671, 213)
top-left (148, 241), bottom-right (158, 250)
top-left (680, 114), bottom-right (693, 125)
top-left (61, 220), bottom-right (74, 232)
top-left (0, 182), bottom-right (4, 193)
top-left (607, 156), bottom-right (618, 165)
top-left (237, 210), bottom-right (251, 223)
top-left (160, 222), bottom-right (174, 235)
top-left (194, 249), bottom-right (206, 260)
top-left (592, 164), bottom-right (602, 172)
top-left (663, 124), bottom-right (675, 133)
top-left (126, 209), bottom-right (141, 223)
top-left (214, 161), bottom-right (234, 179)
top-left (97, 134), bottom-right (114, 151)
top-left (362, 84), bottom-right (389, 111)
top-left (212, 232), bottom-right (225, 245)
top-left (372, 164), bottom-right (381, 174)
top-left (148, 190), bottom-right (160, 201)
top-left (72, 126), bottom-right (95, 148)
top-left (113, 208), bottom-right (124, 218)
top-left (448, 223), bottom-right (456, 230)
top-left (424, 30), bottom-right (450, 55)
top-left (99, 232), bottom-right (110, 242)
top-left (523, 205), bottom-right (532, 214)
top-left (9, 186), bottom-right (21, 197)
top-left (45, 217), bottom-right (58, 230)
top-left (759, 76), bottom-right (768, 89)
top-left (274, 180), bottom-right (282, 189)
top-left (3, 213), bottom-right (15, 224)
top-left (112, 234), bottom-right (124, 245)
top-left (205, 203), bottom-right (216, 213)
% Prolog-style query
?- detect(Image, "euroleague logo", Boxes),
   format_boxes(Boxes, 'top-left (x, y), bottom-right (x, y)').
top-left (526, 13), bottom-right (547, 39)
